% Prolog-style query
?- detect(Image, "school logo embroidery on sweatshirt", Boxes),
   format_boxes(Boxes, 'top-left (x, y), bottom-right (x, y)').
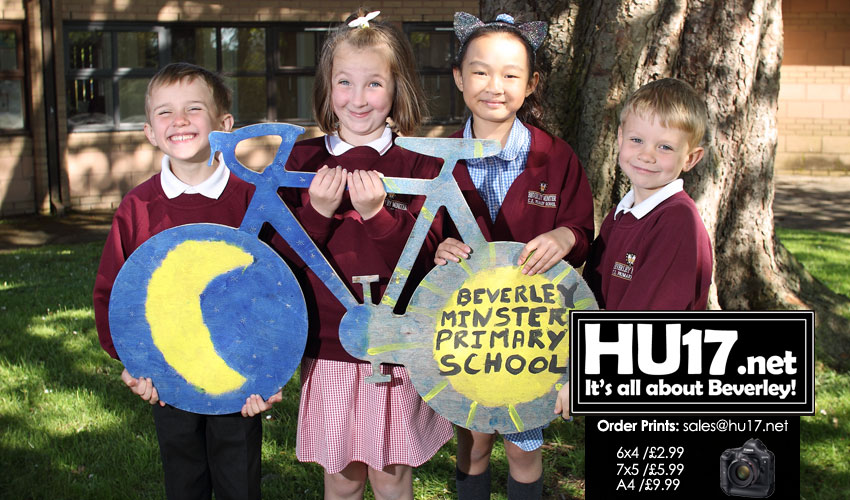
top-left (527, 181), bottom-right (557, 208)
top-left (612, 252), bottom-right (636, 281)
top-left (384, 193), bottom-right (408, 211)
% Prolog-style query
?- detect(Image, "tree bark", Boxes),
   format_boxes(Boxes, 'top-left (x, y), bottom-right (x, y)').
top-left (481, 0), bottom-right (850, 368)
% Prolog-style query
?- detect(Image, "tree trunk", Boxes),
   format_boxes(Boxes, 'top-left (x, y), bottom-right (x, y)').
top-left (481, 0), bottom-right (850, 368)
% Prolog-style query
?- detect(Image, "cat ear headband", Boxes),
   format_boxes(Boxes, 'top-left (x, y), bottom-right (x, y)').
top-left (454, 12), bottom-right (548, 51)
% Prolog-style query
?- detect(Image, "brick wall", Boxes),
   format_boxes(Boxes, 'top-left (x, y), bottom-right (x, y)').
top-left (0, 136), bottom-right (36, 215)
top-left (776, 66), bottom-right (850, 174)
top-left (0, 0), bottom-right (26, 20)
top-left (783, 0), bottom-right (850, 65)
top-left (66, 131), bottom-right (158, 211)
top-left (777, 0), bottom-right (850, 175)
top-left (0, 0), bottom-right (33, 216)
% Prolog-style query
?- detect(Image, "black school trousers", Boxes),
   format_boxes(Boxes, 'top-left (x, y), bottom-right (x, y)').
top-left (152, 404), bottom-right (262, 500)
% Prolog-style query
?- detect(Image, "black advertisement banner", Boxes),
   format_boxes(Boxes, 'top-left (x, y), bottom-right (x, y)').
top-left (569, 311), bottom-right (814, 415)
top-left (570, 311), bottom-right (812, 498)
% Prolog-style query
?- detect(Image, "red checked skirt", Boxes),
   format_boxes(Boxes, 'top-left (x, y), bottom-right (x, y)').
top-left (296, 357), bottom-right (454, 474)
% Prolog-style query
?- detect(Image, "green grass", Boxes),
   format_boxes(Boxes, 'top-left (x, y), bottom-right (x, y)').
top-left (1, 229), bottom-right (847, 499)
top-left (775, 229), bottom-right (850, 499)
top-left (776, 228), bottom-right (850, 299)
top-left (801, 362), bottom-right (850, 499)
top-left (0, 242), bottom-right (584, 499)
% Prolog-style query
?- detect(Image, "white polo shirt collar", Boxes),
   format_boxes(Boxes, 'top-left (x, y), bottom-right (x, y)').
top-left (325, 126), bottom-right (393, 156)
top-left (615, 179), bottom-right (684, 220)
top-left (160, 154), bottom-right (230, 200)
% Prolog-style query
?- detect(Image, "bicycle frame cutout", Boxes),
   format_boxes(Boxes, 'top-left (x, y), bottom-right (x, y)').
top-left (210, 123), bottom-right (596, 433)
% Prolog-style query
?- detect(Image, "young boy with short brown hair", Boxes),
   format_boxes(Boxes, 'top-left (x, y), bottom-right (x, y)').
top-left (93, 62), bottom-right (262, 500)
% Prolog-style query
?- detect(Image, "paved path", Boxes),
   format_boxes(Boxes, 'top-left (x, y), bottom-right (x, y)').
top-left (0, 174), bottom-right (847, 251)
top-left (773, 175), bottom-right (850, 234)
top-left (0, 209), bottom-right (113, 250)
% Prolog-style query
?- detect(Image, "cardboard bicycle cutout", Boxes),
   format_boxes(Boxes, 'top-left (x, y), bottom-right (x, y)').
top-left (109, 122), bottom-right (597, 432)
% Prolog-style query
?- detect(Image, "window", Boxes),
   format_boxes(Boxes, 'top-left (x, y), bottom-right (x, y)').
top-left (65, 25), bottom-right (161, 129)
top-left (274, 27), bottom-right (327, 121)
top-left (167, 26), bottom-right (268, 123)
top-left (406, 23), bottom-right (465, 124)
top-left (0, 23), bottom-right (26, 132)
top-left (64, 23), bottom-right (330, 131)
top-left (63, 22), bottom-right (461, 132)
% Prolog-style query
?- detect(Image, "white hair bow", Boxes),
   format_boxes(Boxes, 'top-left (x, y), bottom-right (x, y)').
top-left (348, 11), bottom-right (381, 28)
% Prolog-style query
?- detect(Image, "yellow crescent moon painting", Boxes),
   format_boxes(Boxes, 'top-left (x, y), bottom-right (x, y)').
top-left (109, 223), bottom-right (307, 414)
top-left (145, 240), bottom-right (252, 395)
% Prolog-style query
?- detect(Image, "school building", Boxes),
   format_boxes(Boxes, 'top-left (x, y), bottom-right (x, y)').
top-left (0, 0), bottom-right (847, 217)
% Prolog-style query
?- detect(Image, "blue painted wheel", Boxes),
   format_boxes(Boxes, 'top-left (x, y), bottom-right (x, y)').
top-left (109, 223), bottom-right (307, 414)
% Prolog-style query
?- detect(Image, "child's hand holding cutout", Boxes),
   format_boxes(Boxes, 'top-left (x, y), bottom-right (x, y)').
top-left (121, 368), bottom-right (165, 406)
top-left (554, 384), bottom-right (571, 421)
top-left (434, 237), bottom-right (471, 266)
top-left (309, 165), bottom-right (347, 218)
top-left (347, 170), bottom-right (386, 220)
top-left (517, 227), bottom-right (576, 275)
top-left (241, 391), bottom-right (283, 417)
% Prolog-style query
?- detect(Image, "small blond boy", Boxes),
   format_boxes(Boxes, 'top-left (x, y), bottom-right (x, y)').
top-left (583, 78), bottom-right (713, 310)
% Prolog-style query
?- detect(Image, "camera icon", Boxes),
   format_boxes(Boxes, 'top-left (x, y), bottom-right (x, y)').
top-left (719, 438), bottom-right (775, 497)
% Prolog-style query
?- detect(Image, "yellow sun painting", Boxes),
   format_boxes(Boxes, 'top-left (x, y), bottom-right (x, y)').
top-left (362, 240), bottom-right (597, 434)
